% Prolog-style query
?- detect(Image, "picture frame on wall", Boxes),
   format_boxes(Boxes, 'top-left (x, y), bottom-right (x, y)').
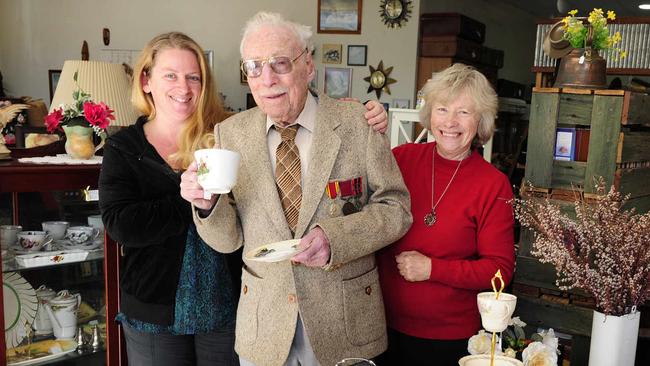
top-left (204, 50), bottom-right (214, 69)
top-left (318, 0), bottom-right (362, 34)
top-left (324, 67), bottom-right (352, 99)
top-left (392, 98), bottom-right (410, 109)
top-left (322, 44), bottom-right (342, 64)
top-left (48, 69), bottom-right (62, 102)
top-left (347, 45), bottom-right (367, 66)
top-left (240, 61), bottom-right (248, 84)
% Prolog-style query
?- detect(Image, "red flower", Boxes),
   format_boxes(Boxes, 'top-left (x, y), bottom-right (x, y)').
top-left (44, 107), bottom-right (64, 133)
top-left (83, 102), bottom-right (115, 129)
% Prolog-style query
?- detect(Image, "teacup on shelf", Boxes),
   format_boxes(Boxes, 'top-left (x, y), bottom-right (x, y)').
top-left (16, 231), bottom-right (53, 252)
top-left (65, 226), bottom-right (100, 245)
top-left (42, 221), bottom-right (70, 240)
top-left (477, 292), bottom-right (517, 333)
top-left (0, 225), bottom-right (22, 249)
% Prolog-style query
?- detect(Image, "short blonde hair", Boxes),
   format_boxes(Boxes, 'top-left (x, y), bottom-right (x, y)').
top-left (419, 63), bottom-right (497, 145)
top-left (240, 11), bottom-right (313, 57)
top-left (131, 32), bottom-right (226, 169)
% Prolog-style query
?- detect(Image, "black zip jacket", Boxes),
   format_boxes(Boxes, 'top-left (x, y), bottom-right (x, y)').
top-left (99, 117), bottom-right (192, 325)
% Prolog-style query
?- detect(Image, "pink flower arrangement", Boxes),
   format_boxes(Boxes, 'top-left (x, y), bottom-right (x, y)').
top-left (44, 71), bottom-right (115, 135)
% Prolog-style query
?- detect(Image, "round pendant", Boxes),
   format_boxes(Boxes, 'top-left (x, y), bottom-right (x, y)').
top-left (424, 211), bottom-right (436, 227)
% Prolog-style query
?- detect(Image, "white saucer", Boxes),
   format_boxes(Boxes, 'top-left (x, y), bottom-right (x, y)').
top-left (53, 238), bottom-right (101, 251)
top-left (245, 239), bottom-right (305, 263)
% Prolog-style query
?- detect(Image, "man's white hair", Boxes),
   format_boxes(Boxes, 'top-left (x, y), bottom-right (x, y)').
top-left (240, 11), bottom-right (313, 57)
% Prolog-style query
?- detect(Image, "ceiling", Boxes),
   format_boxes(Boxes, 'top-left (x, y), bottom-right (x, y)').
top-left (498, 0), bottom-right (650, 18)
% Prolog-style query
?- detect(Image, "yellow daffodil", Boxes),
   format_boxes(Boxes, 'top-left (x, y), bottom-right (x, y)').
top-left (620, 51), bottom-right (627, 59)
top-left (607, 10), bottom-right (616, 20)
top-left (568, 9), bottom-right (578, 16)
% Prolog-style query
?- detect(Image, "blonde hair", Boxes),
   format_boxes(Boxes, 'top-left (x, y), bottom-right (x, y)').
top-left (240, 11), bottom-right (314, 57)
top-left (131, 32), bottom-right (226, 169)
top-left (419, 63), bottom-right (497, 145)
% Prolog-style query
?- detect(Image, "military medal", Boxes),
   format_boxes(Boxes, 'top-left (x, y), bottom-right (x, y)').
top-left (342, 200), bottom-right (358, 215)
top-left (326, 181), bottom-right (341, 217)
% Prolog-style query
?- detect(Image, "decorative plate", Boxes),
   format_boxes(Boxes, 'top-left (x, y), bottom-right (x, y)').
top-left (3, 272), bottom-right (38, 349)
top-left (245, 239), bottom-right (304, 263)
top-left (7, 339), bottom-right (78, 366)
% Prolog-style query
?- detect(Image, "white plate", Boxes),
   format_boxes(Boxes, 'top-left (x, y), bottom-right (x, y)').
top-left (245, 239), bottom-right (304, 263)
top-left (15, 251), bottom-right (90, 268)
top-left (7, 339), bottom-right (78, 366)
top-left (3, 272), bottom-right (37, 349)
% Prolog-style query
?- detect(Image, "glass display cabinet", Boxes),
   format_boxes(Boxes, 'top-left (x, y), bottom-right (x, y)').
top-left (0, 160), bottom-right (121, 366)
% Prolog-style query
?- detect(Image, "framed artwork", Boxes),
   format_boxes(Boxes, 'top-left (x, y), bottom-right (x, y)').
top-left (318, 0), bottom-right (362, 34)
top-left (322, 44), bottom-right (342, 64)
top-left (240, 61), bottom-right (248, 84)
top-left (203, 50), bottom-right (214, 70)
top-left (48, 69), bottom-right (62, 102)
top-left (392, 98), bottom-right (410, 109)
top-left (347, 45), bottom-right (367, 66)
top-left (324, 67), bottom-right (352, 99)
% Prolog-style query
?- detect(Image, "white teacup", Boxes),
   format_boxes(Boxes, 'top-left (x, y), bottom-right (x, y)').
top-left (194, 148), bottom-right (241, 197)
top-left (477, 292), bottom-right (517, 333)
top-left (87, 215), bottom-right (104, 236)
top-left (0, 225), bottom-right (22, 248)
top-left (42, 221), bottom-right (70, 240)
top-left (16, 231), bottom-right (53, 252)
top-left (65, 226), bottom-right (100, 245)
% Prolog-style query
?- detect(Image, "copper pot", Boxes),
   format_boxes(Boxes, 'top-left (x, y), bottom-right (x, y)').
top-left (554, 48), bottom-right (607, 89)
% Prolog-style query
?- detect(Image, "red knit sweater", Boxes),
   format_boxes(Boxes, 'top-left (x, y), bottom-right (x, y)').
top-left (378, 142), bottom-right (515, 340)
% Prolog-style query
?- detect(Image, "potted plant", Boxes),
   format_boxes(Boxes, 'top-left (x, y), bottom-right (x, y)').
top-left (513, 178), bottom-right (650, 366)
top-left (44, 71), bottom-right (114, 159)
top-left (554, 8), bottom-right (626, 89)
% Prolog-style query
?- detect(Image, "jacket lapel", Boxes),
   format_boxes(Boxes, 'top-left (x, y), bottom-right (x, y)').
top-left (241, 111), bottom-right (294, 239)
top-left (295, 95), bottom-right (341, 237)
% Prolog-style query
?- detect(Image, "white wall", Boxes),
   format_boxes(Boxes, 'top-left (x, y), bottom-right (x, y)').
top-left (0, 0), bottom-right (421, 112)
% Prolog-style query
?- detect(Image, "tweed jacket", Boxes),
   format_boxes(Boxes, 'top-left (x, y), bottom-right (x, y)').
top-left (194, 93), bottom-right (412, 366)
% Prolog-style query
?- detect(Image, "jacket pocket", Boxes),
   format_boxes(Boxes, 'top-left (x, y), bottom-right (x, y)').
top-left (236, 266), bottom-right (262, 346)
top-left (342, 266), bottom-right (386, 346)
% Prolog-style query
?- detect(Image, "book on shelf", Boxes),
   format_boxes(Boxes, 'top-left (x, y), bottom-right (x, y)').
top-left (574, 128), bottom-right (590, 162)
top-left (554, 127), bottom-right (576, 161)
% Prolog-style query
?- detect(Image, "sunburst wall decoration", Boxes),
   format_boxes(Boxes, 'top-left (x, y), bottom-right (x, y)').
top-left (364, 60), bottom-right (397, 99)
top-left (379, 0), bottom-right (412, 29)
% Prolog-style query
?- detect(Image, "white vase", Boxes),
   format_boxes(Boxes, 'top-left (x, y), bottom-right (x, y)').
top-left (588, 310), bottom-right (640, 366)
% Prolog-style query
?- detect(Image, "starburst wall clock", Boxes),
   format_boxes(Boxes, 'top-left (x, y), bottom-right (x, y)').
top-left (364, 61), bottom-right (397, 98)
top-left (379, 0), bottom-right (412, 28)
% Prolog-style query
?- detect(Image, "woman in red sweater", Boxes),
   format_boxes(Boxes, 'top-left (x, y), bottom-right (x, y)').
top-left (377, 63), bottom-right (515, 366)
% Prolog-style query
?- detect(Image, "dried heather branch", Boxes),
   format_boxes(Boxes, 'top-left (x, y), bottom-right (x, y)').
top-left (514, 179), bottom-right (650, 316)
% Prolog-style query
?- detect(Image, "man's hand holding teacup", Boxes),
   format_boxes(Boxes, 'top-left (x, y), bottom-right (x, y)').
top-left (292, 227), bottom-right (331, 267)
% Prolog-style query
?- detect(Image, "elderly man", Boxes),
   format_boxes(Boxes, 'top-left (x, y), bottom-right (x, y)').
top-left (180, 11), bottom-right (411, 366)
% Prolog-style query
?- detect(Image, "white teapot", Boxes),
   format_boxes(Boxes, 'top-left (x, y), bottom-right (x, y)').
top-left (44, 290), bottom-right (81, 339)
top-left (33, 285), bottom-right (56, 335)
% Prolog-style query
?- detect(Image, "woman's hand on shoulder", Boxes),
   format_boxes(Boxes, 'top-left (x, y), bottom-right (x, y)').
top-left (180, 161), bottom-right (217, 211)
top-left (340, 98), bottom-right (388, 134)
top-left (395, 250), bottom-right (431, 282)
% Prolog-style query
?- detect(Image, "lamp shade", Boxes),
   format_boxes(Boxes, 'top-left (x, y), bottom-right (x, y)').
top-left (49, 60), bottom-right (139, 127)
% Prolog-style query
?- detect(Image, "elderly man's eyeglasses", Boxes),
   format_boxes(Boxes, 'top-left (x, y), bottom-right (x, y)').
top-left (241, 48), bottom-right (308, 78)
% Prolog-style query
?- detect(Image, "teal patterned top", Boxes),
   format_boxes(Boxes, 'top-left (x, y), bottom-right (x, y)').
top-left (117, 223), bottom-right (236, 334)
